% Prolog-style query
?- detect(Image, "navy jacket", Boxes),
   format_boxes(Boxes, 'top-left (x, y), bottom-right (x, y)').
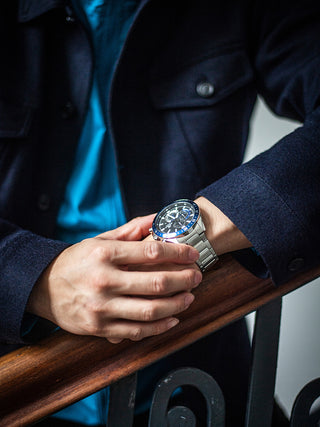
top-left (0, 0), bottom-right (320, 374)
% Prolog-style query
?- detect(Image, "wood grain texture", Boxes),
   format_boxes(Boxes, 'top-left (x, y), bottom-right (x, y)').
top-left (1, 255), bottom-right (320, 426)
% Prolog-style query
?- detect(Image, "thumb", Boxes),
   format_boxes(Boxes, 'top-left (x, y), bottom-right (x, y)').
top-left (97, 214), bottom-right (156, 241)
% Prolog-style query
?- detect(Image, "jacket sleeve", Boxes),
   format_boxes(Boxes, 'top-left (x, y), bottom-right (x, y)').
top-left (198, 0), bottom-right (320, 285)
top-left (0, 218), bottom-right (69, 345)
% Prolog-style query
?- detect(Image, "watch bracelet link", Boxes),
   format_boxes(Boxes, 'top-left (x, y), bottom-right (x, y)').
top-left (178, 218), bottom-right (219, 272)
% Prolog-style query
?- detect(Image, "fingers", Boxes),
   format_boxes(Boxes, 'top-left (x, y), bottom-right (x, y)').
top-left (91, 239), bottom-right (199, 266)
top-left (97, 215), bottom-right (156, 241)
top-left (110, 268), bottom-right (202, 295)
top-left (102, 292), bottom-right (195, 322)
top-left (127, 262), bottom-right (198, 272)
top-left (30, 232), bottom-right (201, 345)
top-left (73, 292), bottom-right (194, 343)
top-left (104, 317), bottom-right (180, 343)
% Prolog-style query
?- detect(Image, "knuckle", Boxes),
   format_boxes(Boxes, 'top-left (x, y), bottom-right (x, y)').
top-left (88, 325), bottom-right (99, 336)
top-left (151, 274), bottom-right (168, 294)
top-left (185, 269), bottom-right (197, 288)
top-left (85, 316), bottom-right (101, 336)
top-left (92, 243), bottom-right (114, 262)
top-left (144, 241), bottom-right (162, 260)
top-left (130, 326), bottom-right (144, 341)
top-left (176, 244), bottom-right (185, 260)
top-left (142, 302), bottom-right (157, 322)
top-left (102, 325), bottom-right (113, 339)
top-left (80, 237), bottom-right (92, 247)
top-left (88, 272), bottom-right (110, 292)
top-left (85, 299), bottom-right (106, 320)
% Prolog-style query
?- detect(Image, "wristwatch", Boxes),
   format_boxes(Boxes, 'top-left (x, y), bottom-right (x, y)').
top-left (150, 199), bottom-right (218, 272)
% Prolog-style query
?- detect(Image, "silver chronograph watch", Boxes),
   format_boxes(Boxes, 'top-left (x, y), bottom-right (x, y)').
top-left (150, 199), bottom-right (219, 272)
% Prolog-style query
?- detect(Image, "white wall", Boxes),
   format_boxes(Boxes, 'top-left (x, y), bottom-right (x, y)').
top-left (245, 98), bottom-right (320, 417)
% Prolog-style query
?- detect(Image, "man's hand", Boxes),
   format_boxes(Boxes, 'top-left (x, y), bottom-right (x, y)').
top-left (26, 215), bottom-right (201, 343)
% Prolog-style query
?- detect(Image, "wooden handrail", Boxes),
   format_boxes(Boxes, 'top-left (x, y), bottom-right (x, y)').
top-left (1, 255), bottom-right (320, 426)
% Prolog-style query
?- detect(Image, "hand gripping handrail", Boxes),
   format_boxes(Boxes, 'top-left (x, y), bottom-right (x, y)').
top-left (0, 254), bottom-right (320, 426)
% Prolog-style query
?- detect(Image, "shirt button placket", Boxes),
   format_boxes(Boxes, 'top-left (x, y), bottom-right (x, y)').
top-left (65, 5), bottom-right (76, 23)
top-left (61, 101), bottom-right (76, 120)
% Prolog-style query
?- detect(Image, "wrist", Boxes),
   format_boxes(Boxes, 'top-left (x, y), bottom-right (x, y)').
top-left (195, 196), bottom-right (252, 255)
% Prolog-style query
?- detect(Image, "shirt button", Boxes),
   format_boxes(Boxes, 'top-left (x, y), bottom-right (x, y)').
top-left (196, 81), bottom-right (215, 98)
top-left (61, 102), bottom-right (76, 119)
top-left (65, 15), bottom-right (75, 23)
top-left (65, 6), bottom-right (76, 23)
top-left (37, 194), bottom-right (51, 211)
top-left (288, 258), bottom-right (305, 272)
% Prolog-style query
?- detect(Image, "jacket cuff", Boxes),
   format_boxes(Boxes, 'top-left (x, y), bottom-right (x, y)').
top-left (0, 228), bottom-right (69, 344)
top-left (197, 165), bottom-right (314, 286)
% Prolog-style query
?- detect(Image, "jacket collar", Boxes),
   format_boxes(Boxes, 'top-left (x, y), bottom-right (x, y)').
top-left (18, 0), bottom-right (66, 22)
top-left (18, 0), bottom-right (150, 22)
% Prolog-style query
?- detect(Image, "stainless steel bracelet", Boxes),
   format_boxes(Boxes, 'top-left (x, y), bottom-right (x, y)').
top-left (178, 217), bottom-right (219, 272)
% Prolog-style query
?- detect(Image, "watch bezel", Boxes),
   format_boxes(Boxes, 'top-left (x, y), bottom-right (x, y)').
top-left (152, 199), bottom-right (200, 240)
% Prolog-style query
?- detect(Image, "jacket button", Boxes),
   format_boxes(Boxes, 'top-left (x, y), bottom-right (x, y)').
top-left (196, 81), bottom-right (215, 98)
top-left (288, 257), bottom-right (305, 272)
top-left (61, 102), bottom-right (76, 119)
top-left (37, 194), bottom-right (51, 211)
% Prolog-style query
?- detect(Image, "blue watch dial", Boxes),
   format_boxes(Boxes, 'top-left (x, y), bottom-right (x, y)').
top-left (152, 199), bottom-right (199, 239)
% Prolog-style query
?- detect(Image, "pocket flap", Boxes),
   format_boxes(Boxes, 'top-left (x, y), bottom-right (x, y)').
top-left (149, 48), bottom-right (253, 109)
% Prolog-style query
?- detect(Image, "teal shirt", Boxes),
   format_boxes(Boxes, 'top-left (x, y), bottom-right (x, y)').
top-left (54, 0), bottom-right (138, 424)
top-left (56, 0), bottom-right (139, 243)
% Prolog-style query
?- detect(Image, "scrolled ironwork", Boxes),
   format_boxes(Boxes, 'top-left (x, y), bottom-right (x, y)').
top-left (290, 377), bottom-right (320, 427)
top-left (148, 367), bottom-right (225, 427)
top-left (167, 406), bottom-right (196, 427)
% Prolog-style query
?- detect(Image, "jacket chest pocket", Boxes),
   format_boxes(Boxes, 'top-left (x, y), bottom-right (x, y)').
top-left (149, 46), bottom-right (254, 110)
top-left (147, 46), bottom-right (255, 187)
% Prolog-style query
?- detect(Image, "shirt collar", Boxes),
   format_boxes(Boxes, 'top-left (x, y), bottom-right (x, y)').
top-left (18, 0), bottom-right (149, 22)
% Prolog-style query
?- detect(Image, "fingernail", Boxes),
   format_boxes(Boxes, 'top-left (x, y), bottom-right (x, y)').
top-left (188, 248), bottom-right (199, 262)
top-left (193, 271), bottom-right (202, 287)
top-left (167, 318), bottom-right (179, 329)
top-left (184, 293), bottom-right (195, 307)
